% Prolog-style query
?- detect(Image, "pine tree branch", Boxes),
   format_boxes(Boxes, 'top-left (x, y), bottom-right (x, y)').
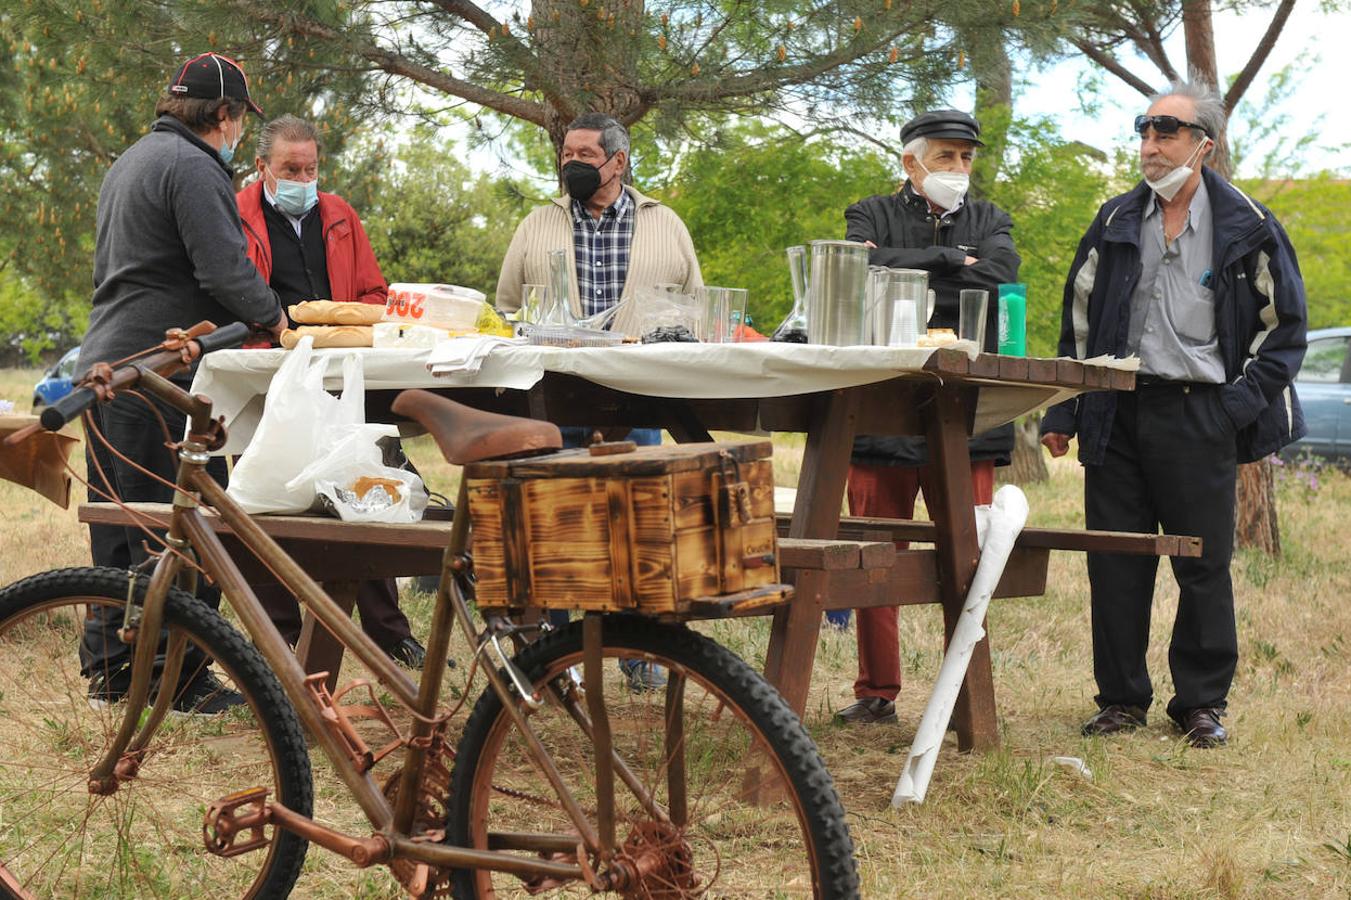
top-left (244, 5), bottom-right (552, 126)
top-left (1070, 37), bottom-right (1157, 97)
top-left (645, 30), bottom-right (910, 106)
top-left (1223, 0), bottom-right (1296, 114)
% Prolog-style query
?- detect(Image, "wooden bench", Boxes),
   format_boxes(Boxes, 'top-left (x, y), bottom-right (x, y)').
top-left (77, 502), bottom-right (1199, 719)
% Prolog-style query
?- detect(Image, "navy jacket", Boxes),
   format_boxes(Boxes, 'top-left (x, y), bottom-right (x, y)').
top-left (845, 183), bottom-right (1021, 467)
top-left (1041, 168), bottom-right (1307, 465)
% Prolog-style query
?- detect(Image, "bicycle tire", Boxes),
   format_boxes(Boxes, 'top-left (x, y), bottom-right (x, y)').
top-left (447, 616), bottom-right (859, 898)
top-left (0, 567), bottom-right (313, 898)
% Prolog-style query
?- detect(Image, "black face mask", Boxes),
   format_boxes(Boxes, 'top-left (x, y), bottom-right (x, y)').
top-left (561, 156), bottom-right (613, 202)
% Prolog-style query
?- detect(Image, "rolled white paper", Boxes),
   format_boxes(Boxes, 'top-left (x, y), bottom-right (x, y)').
top-left (892, 484), bottom-right (1029, 806)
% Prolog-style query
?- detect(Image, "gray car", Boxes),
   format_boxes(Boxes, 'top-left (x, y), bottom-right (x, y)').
top-left (1284, 326), bottom-right (1351, 463)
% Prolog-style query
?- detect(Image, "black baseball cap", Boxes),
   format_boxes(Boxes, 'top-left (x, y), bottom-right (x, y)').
top-left (168, 52), bottom-right (263, 117)
top-left (901, 109), bottom-right (983, 146)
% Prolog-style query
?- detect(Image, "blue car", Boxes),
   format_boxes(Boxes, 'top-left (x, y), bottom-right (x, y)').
top-left (1284, 327), bottom-right (1351, 463)
top-left (31, 345), bottom-right (81, 413)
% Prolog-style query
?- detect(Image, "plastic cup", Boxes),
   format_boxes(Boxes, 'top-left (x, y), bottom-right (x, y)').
top-left (959, 289), bottom-right (989, 345)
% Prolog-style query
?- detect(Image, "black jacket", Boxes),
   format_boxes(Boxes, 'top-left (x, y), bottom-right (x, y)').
top-left (844, 183), bottom-right (1021, 467)
top-left (1040, 168), bottom-right (1307, 465)
top-left (80, 116), bottom-right (281, 380)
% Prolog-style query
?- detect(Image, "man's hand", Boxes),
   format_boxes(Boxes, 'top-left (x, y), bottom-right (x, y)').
top-left (1041, 432), bottom-right (1071, 458)
top-left (265, 315), bottom-right (287, 344)
top-left (963, 255), bottom-right (978, 265)
top-left (864, 240), bottom-right (877, 249)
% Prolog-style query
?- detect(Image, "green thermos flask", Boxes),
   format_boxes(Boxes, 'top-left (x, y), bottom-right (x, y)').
top-left (997, 283), bottom-right (1027, 356)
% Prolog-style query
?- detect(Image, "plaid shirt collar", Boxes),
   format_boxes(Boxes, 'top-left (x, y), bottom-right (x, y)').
top-left (570, 186), bottom-right (633, 227)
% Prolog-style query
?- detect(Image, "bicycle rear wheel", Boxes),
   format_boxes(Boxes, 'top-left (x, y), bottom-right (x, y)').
top-left (448, 616), bottom-right (858, 898)
top-left (0, 567), bottom-right (313, 898)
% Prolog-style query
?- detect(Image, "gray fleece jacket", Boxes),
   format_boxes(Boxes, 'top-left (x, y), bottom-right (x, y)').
top-left (79, 116), bottom-right (281, 378)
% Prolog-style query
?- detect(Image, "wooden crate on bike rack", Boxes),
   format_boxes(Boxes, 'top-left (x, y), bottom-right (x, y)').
top-left (465, 441), bottom-right (781, 614)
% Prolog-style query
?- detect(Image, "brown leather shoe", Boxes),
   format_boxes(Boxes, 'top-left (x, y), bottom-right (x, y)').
top-left (1081, 704), bottom-right (1148, 736)
top-left (1178, 707), bottom-right (1227, 748)
top-left (834, 697), bottom-right (898, 725)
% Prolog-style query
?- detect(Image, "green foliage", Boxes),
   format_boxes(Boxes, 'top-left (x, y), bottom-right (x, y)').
top-left (656, 123), bottom-right (892, 331)
top-left (361, 129), bottom-right (531, 303)
top-left (984, 118), bottom-right (1131, 356)
top-left (1240, 175), bottom-right (1351, 330)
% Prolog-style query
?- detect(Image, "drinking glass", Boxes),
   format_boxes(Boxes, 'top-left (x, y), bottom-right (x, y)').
top-left (520, 283), bottom-right (547, 324)
top-left (959, 289), bottom-right (989, 344)
top-left (698, 287), bottom-right (749, 343)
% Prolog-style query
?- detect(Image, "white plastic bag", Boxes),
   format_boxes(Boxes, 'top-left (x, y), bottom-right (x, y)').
top-left (295, 424), bottom-right (429, 524)
top-left (226, 338), bottom-right (364, 514)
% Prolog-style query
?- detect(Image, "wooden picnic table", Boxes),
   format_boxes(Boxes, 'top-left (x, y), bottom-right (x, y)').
top-left (81, 343), bottom-right (1199, 752)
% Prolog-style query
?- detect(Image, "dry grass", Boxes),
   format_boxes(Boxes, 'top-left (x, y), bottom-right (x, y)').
top-left (2, 365), bottom-right (1349, 898)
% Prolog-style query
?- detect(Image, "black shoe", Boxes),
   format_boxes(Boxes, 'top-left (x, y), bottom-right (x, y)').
top-left (1081, 704), bottom-right (1148, 736)
top-left (386, 637), bottom-right (427, 669)
top-left (171, 668), bottom-right (245, 715)
top-left (1177, 707), bottom-right (1228, 748)
top-left (833, 697), bottom-right (898, 725)
top-left (87, 665), bottom-right (134, 710)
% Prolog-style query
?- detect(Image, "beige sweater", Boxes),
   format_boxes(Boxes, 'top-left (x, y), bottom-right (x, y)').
top-left (495, 186), bottom-right (704, 323)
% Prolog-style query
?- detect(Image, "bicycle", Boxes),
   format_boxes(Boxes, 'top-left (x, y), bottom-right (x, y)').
top-left (0, 322), bottom-right (859, 898)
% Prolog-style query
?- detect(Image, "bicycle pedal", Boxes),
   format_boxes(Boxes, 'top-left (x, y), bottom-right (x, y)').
top-left (204, 787), bottom-right (272, 857)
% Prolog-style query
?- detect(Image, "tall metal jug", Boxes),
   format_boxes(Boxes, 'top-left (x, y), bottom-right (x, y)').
top-left (786, 240), bottom-right (871, 346)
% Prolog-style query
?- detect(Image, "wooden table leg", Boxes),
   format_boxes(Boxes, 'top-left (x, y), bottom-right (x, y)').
top-left (762, 389), bottom-right (858, 717)
top-left (924, 386), bottom-right (999, 752)
top-left (296, 580), bottom-right (359, 695)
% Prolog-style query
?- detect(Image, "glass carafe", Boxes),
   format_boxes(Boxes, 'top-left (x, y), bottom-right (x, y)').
top-left (771, 245), bottom-right (810, 343)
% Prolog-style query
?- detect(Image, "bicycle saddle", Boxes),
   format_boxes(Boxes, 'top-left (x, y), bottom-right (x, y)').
top-left (390, 390), bottom-right (562, 464)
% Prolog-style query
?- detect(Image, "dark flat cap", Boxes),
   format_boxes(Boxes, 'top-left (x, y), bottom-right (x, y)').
top-left (901, 109), bottom-right (983, 146)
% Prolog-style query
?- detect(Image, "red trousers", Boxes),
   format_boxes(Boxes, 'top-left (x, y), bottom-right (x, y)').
top-left (847, 460), bottom-right (995, 701)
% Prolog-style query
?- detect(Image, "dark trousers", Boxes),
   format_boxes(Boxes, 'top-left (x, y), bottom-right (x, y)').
top-left (846, 460), bottom-right (996, 701)
top-left (1085, 384), bottom-right (1238, 723)
top-left (83, 393), bottom-right (228, 675)
top-left (252, 578), bottom-right (411, 648)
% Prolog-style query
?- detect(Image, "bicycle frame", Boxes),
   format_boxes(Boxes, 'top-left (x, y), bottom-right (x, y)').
top-left (85, 365), bottom-right (648, 888)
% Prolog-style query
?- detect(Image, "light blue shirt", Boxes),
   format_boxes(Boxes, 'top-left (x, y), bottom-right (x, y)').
top-left (1126, 179), bottom-right (1225, 383)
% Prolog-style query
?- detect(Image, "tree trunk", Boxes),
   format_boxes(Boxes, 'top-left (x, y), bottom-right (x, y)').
top-left (1181, 0), bottom-right (1234, 175)
top-left (1001, 415), bottom-right (1049, 486)
top-left (1235, 460), bottom-right (1281, 556)
top-left (968, 28), bottom-right (1013, 199)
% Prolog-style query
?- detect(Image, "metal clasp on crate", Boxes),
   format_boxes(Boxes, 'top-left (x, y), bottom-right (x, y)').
top-left (716, 450), bottom-right (753, 526)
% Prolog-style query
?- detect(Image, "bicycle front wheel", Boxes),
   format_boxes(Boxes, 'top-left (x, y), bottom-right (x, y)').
top-left (448, 616), bottom-right (859, 898)
top-left (0, 567), bottom-right (313, 898)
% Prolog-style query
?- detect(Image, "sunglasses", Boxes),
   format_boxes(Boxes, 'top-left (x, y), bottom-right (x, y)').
top-left (1134, 114), bottom-right (1210, 138)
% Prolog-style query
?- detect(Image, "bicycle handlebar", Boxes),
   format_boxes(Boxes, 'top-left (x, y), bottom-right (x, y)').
top-left (39, 321), bottom-right (254, 432)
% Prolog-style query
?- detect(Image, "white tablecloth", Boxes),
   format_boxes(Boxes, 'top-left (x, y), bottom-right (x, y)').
top-left (192, 342), bottom-right (1133, 455)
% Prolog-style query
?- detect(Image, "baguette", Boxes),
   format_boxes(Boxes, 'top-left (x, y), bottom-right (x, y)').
top-left (289, 300), bottom-right (386, 326)
top-left (280, 325), bottom-right (374, 349)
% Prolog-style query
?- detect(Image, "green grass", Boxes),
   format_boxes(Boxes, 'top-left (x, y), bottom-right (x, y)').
top-left (2, 366), bottom-right (1349, 897)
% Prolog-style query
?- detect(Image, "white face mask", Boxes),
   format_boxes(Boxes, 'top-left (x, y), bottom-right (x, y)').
top-left (916, 160), bottom-right (970, 211)
top-left (1144, 138), bottom-right (1208, 202)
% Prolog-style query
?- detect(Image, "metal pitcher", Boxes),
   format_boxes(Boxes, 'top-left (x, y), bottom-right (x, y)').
top-left (786, 240), bottom-right (871, 346)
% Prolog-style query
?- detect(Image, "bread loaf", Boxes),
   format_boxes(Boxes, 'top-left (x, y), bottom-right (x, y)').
top-left (289, 300), bottom-right (386, 326)
top-left (280, 325), bottom-right (374, 349)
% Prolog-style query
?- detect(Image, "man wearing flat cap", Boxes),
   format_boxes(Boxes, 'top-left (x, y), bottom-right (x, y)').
top-left (77, 52), bottom-right (283, 714)
top-left (836, 108), bottom-right (1021, 725)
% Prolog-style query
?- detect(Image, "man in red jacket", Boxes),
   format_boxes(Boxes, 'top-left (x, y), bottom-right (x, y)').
top-left (238, 114), bottom-right (385, 311)
top-left (238, 114), bottom-right (431, 668)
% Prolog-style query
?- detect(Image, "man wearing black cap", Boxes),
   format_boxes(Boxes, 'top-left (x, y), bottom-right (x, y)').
top-left (836, 108), bottom-right (1020, 725)
top-left (77, 52), bottom-right (283, 714)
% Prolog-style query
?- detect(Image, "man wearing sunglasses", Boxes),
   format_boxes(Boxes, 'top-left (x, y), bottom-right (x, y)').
top-left (1041, 81), bottom-right (1308, 748)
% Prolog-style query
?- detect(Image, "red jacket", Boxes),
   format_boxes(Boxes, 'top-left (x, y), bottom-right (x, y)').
top-left (237, 180), bottom-right (387, 305)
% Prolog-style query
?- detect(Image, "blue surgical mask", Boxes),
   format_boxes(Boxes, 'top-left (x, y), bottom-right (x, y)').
top-left (218, 118), bottom-right (241, 165)
top-left (272, 172), bottom-right (319, 216)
